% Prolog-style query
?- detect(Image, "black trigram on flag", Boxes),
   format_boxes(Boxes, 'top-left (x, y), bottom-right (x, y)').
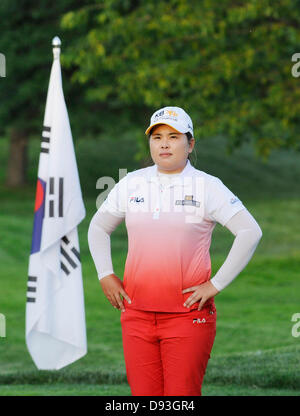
top-left (60, 235), bottom-right (81, 276)
top-left (41, 125), bottom-right (51, 154)
top-left (47, 177), bottom-right (64, 218)
top-left (26, 275), bottom-right (37, 303)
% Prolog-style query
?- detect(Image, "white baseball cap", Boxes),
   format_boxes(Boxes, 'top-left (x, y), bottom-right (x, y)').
top-left (145, 106), bottom-right (194, 136)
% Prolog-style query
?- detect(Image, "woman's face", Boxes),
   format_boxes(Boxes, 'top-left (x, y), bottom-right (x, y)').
top-left (149, 124), bottom-right (195, 174)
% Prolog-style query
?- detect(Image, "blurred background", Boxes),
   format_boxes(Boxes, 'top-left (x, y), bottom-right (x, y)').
top-left (0, 0), bottom-right (299, 396)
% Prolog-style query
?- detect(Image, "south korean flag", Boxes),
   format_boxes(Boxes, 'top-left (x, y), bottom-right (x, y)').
top-left (26, 39), bottom-right (87, 370)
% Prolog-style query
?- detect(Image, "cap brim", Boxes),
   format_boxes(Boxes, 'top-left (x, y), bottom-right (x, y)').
top-left (145, 122), bottom-right (186, 135)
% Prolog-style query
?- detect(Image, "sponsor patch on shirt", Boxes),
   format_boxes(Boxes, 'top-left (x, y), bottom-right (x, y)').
top-left (175, 195), bottom-right (200, 207)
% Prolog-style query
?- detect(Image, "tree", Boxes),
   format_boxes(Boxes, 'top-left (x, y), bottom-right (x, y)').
top-left (0, 0), bottom-right (95, 186)
top-left (60, 0), bottom-right (300, 159)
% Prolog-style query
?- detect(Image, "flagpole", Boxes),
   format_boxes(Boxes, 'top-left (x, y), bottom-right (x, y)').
top-left (52, 36), bottom-right (61, 60)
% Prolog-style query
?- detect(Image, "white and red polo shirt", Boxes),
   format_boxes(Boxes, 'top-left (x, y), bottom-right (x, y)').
top-left (98, 160), bottom-right (245, 312)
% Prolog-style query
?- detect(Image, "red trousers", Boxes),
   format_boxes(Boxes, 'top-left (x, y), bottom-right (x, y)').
top-left (120, 304), bottom-right (216, 396)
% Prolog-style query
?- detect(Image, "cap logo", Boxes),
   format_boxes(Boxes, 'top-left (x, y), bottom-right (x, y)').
top-left (154, 109), bottom-right (179, 121)
top-left (166, 110), bottom-right (178, 118)
top-left (154, 110), bottom-right (165, 119)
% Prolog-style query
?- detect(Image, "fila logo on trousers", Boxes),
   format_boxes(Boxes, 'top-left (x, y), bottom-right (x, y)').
top-left (193, 318), bottom-right (206, 324)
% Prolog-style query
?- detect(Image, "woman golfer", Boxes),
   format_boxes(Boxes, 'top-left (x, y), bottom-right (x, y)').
top-left (88, 106), bottom-right (262, 396)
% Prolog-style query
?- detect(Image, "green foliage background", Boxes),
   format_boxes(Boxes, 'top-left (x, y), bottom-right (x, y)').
top-left (60, 0), bottom-right (300, 158)
top-left (1, 0), bottom-right (300, 171)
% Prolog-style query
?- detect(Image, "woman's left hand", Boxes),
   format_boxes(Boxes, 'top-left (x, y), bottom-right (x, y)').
top-left (182, 281), bottom-right (220, 310)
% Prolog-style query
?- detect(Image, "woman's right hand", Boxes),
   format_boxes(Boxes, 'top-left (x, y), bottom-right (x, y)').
top-left (99, 274), bottom-right (131, 312)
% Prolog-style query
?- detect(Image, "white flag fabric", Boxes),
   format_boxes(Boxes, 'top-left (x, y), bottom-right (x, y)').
top-left (26, 44), bottom-right (87, 370)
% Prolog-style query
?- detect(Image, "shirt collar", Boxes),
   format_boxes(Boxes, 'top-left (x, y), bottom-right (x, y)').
top-left (145, 159), bottom-right (194, 186)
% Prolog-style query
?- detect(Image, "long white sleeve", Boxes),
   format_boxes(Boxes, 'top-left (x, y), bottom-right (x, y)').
top-left (210, 209), bottom-right (263, 291)
top-left (87, 210), bottom-right (124, 279)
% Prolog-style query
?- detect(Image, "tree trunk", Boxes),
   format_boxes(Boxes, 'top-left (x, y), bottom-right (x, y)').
top-left (6, 128), bottom-right (29, 187)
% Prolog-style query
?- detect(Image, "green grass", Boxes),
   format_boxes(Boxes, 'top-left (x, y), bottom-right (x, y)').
top-left (0, 383), bottom-right (299, 396)
top-left (0, 344), bottom-right (300, 395)
top-left (0, 135), bottom-right (300, 396)
top-left (0, 383), bottom-right (131, 396)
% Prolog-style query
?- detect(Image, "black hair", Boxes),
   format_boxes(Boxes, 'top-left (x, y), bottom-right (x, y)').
top-left (186, 132), bottom-right (193, 141)
top-left (186, 132), bottom-right (193, 160)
